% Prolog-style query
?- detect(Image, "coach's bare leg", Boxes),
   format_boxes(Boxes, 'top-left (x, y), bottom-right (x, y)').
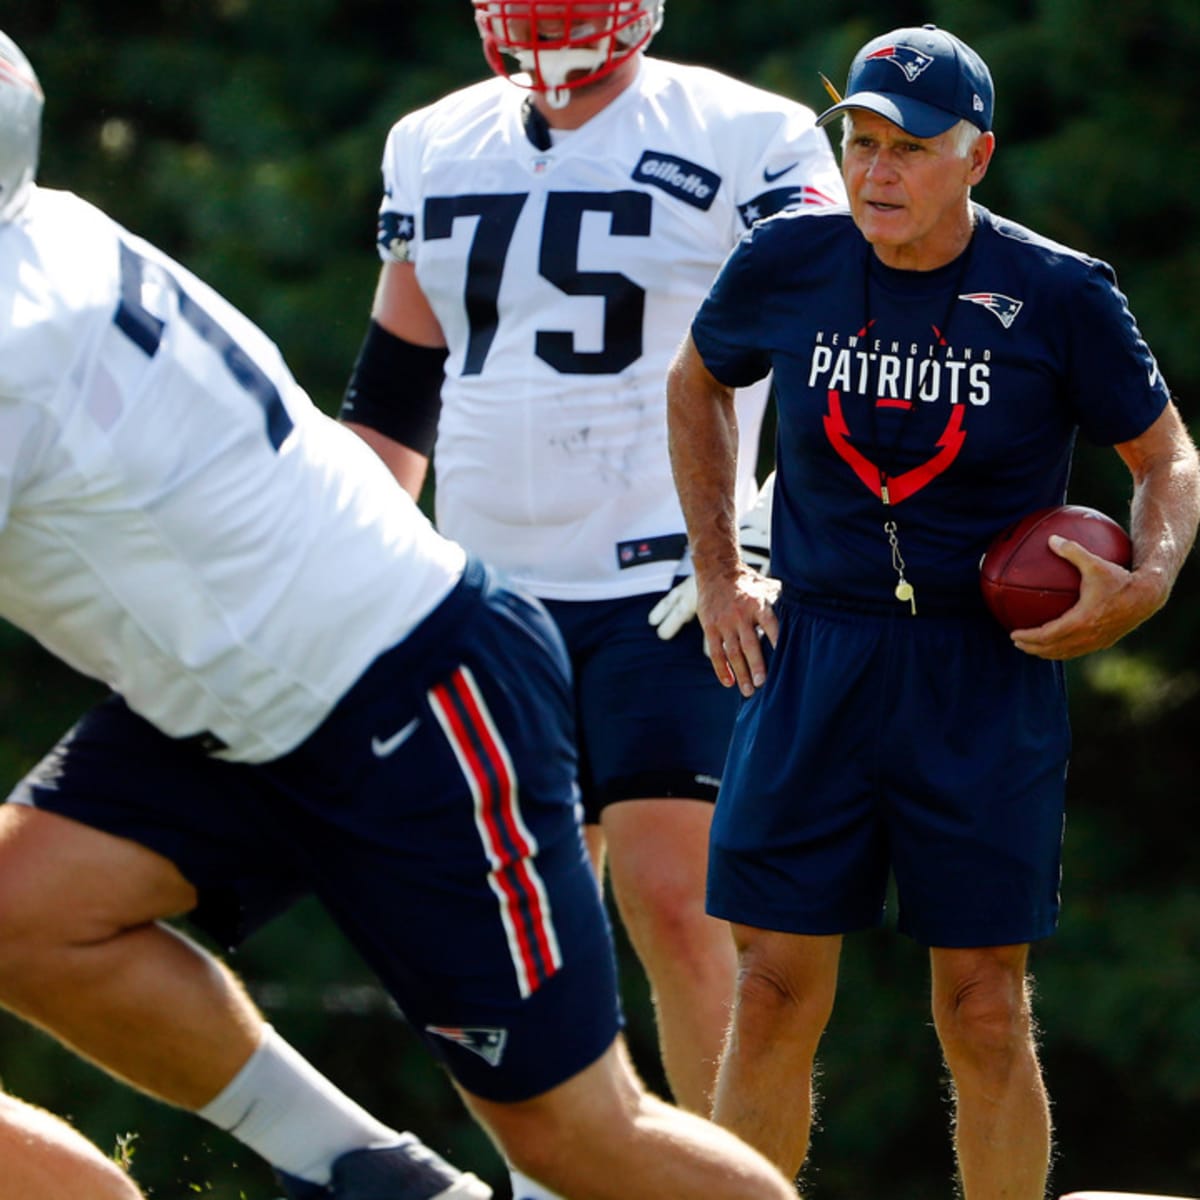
top-left (467, 1038), bottom-right (796, 1200)
top-left (0, 1088), bottom-right (145, 1200)
top-left (603, 798), bottom-right (736, 1112)
top-left (931, 944), bottom-right (1051, 1200)
top-left (711, 926), bottom-right (842, 1178)
top-left (0, 805), bottom-right (261, 1106)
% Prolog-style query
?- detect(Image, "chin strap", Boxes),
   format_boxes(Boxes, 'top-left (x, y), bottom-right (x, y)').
top-left (521, 96), bottom-right (553, 149)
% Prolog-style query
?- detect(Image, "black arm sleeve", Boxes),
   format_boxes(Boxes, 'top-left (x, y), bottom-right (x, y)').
top-left (339, 320), bottom-right (448, 456)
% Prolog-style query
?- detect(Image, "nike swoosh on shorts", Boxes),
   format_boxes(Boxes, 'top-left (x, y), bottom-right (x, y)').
top-left (371, 716), bottom-right (420, 757)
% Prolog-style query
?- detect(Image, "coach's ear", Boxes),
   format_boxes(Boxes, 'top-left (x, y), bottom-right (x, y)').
top-left (967, 130), bottom-right (995, 186)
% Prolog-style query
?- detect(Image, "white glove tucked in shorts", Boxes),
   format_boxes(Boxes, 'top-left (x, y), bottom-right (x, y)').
top-left (648, 471), bottom-right (775, 641)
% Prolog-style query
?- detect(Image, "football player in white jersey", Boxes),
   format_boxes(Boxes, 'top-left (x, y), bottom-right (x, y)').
top-left (0, 28), bottom-right (802, 1200)
top-left (340, 6), bottom-right (845, 1175)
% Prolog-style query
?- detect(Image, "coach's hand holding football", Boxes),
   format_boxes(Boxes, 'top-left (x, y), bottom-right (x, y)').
top-left (667, 21), bottom-right (1199, 1200)
top-left (1012, 493), bottom-right (1194, 658)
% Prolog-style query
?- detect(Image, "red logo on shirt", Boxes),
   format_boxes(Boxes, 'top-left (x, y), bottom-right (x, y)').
top-left (822, 391), bottom-right (967, 504)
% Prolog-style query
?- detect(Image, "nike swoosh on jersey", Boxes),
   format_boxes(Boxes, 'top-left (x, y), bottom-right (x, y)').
top-left (371, 716), bottom-right (421, 757)
top-left (763, 162), bottom-right (800, 183)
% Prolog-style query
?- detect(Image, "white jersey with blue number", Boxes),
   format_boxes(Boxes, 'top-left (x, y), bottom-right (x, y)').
top-left (0, 187), bottom-right (466, 762)
top-left (376, 57), bottom-right (844, 600)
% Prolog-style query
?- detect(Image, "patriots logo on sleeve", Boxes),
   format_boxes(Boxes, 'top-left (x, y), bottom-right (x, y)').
top-left (376, 211), bottom-right (416, 263)
top-left (738, 183), bottom-right (841, 228)
top-left (865, 44), bottom-right (935, 82)
top-left (958, 292), bottom-right (1024, 328)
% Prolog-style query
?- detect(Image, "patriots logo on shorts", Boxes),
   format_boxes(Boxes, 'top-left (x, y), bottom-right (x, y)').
top-left (865, 44), bottom-right (935, 82)
top-left (376, 211), bottom-right (416, 263)
top-left (959, 292), bottom-right (1024, 328)
top-left (426, 1024), bottom-right (509, 1066)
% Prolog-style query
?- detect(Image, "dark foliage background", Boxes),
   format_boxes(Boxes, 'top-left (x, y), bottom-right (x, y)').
top-left (1, 2), bottom-right (1197, 1197)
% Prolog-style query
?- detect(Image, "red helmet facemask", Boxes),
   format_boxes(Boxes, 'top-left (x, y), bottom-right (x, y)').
top-left (473, 1), bottom-right (664, 108)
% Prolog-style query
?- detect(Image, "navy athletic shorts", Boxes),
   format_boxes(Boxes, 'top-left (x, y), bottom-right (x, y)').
top-left (543, 587), bottom-right (742, 822)
top-left (8, 559), bottom-right (622, 1102)
top-left (707, 590), bottom-right (1071, 948)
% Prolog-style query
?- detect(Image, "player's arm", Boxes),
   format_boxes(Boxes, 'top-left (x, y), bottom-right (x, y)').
top-left (666, 333), bottom-right (779, 695)
top-left (1013, 401), bottom-right (1200, 659)
top-left (341, 260), bottom-right (447, 501)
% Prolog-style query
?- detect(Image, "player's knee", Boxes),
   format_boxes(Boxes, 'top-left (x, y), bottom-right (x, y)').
top-left (0, 842), bottom-right (113, 993)
top-left (630, 883), bottom-right (725, 967)
top-left (0, 852), bottom-right (47, 981)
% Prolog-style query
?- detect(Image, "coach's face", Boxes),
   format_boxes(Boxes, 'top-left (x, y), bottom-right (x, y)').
top-left (842, 110), bottom-right (994, 271)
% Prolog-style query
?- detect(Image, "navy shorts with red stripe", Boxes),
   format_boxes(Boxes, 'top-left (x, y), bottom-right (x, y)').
top-left (707, 591), bottom-right (1071, 948)
top-left (8, 558), bottom-right (622, 1102)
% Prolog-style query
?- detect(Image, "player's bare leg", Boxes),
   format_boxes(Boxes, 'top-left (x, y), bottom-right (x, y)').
top-left (0, 1088), bottom-right (145, 1200)
top-left (583, 823), bottom-right (606, 884)
top-left (711, 927), bottom-right (842, 1179)
top-left (0, 805), bottom-right (261, 1104)
top-left (465, 1039), bottom-right (797, 1200)
top-left (0, 805), bottom-right (463, 1195)
top-left (602, 797), bottom-right (736, 1112)
top-left (931, 944), bottom-right (1051, 1200)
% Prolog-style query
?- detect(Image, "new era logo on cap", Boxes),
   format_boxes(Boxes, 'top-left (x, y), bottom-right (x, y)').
top-left (817, 24), bottom-right (994, 140)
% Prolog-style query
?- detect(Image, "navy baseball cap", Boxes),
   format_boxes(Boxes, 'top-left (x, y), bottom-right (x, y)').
top-left (817, 24), bottom-right (994, 138)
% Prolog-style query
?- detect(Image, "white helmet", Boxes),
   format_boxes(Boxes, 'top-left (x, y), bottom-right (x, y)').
top-left (0, 30), bottom-right (42, 223)
top-left (473, 1), bottom-right (664, 109)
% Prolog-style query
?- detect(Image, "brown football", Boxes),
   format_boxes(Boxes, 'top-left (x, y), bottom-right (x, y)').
top-left (980, 505), bottom-right (1132, 632)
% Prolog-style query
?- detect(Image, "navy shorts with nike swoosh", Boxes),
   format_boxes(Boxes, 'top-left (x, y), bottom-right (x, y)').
top-left (707, 591), bottom-right (1071, 948)
top-left (8, 559), bottom-right (622, 1102)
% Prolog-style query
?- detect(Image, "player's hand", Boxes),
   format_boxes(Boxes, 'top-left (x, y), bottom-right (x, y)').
top-left (1010, 534), bottom-right (1157, 659)
top-left (648, 574), bottom-right (698, 640)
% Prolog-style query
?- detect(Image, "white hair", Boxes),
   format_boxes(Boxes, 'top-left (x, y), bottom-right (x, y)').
top-left (840, 114), bottom-right (983, 157)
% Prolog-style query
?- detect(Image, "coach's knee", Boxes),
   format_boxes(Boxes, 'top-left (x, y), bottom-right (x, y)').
top-left (933, 965), bottom-right (1035, 1085)
top-left (729, 946), bottom-right (836, 1059)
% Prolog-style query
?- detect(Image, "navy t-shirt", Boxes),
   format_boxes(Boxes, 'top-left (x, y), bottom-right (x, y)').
top-left (691, 204), bottom-right (1169, 610)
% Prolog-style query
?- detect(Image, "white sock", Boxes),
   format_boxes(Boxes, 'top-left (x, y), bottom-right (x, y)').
top-left (197, 1024), bottom-right (401, 1184)
top-left (509, 1167), bottom-right (567, 1200)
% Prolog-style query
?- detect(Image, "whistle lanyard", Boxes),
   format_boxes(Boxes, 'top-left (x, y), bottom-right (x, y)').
top-left (860, 230), bottom-right (976, 615)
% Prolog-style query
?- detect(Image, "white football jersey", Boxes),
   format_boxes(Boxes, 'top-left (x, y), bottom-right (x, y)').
top-left (0, 187), bottom-right (466, 762)
top-left (376, 57), bottom-right (845, 600)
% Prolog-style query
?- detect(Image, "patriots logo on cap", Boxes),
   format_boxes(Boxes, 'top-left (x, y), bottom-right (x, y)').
top-left (865, 44), bottom-right (935, 82)
top-left (959, 292), bottom-right (1024, 328)
top-left (426, 1025), bottom-right (509, 1066)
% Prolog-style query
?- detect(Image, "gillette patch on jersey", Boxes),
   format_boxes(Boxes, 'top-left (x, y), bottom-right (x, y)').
top-left (632, 151), bottom-right (720, 210)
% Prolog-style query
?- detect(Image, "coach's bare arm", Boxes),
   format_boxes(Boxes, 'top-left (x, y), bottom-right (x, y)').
top-left (1013, 400), bottom-right (1200, 660)
top-left (666, 333), bottom-right (779, 697)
